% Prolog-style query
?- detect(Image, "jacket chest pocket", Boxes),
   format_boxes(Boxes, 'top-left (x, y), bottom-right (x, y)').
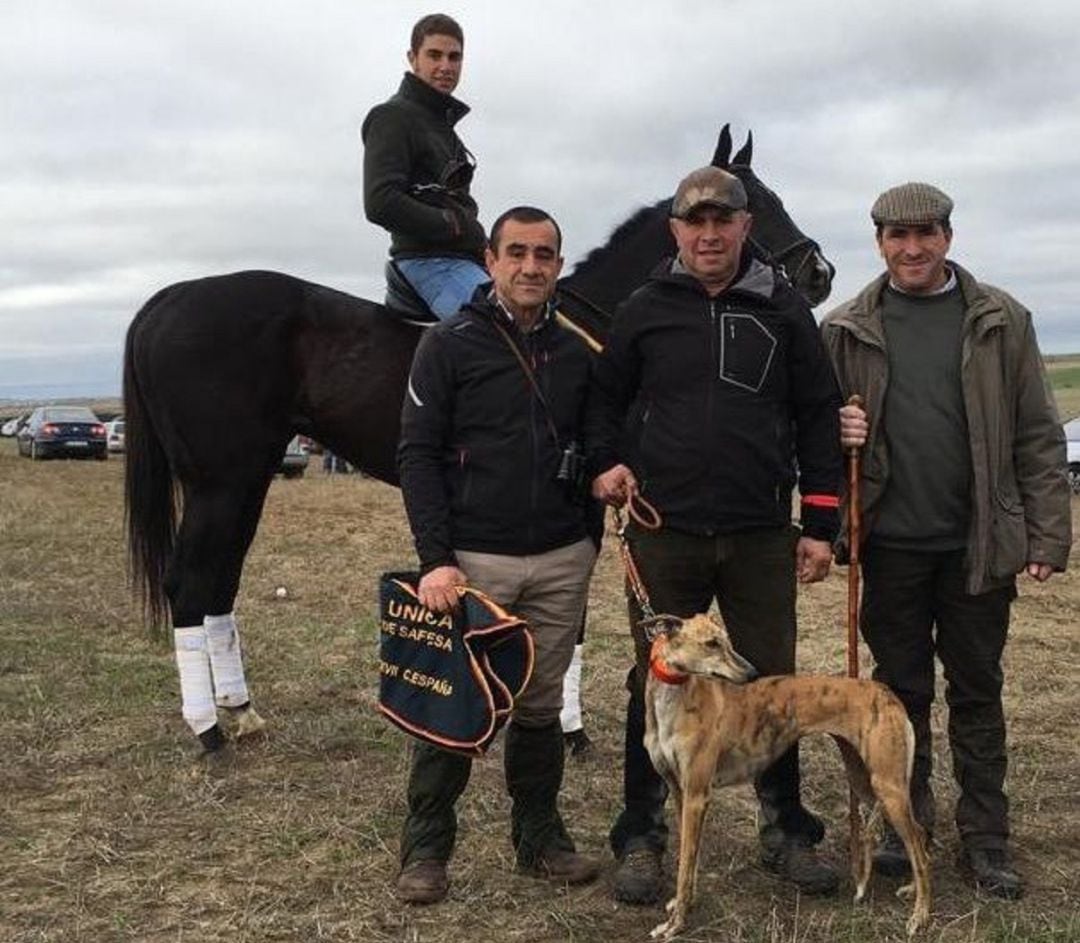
top-left (718, 313), bottom-right (778, 393)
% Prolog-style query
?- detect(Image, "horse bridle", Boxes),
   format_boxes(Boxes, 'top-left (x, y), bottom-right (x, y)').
top-left (750, 233), bottom-right (833, 287)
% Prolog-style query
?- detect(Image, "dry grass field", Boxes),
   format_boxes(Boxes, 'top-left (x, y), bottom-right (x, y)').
top-left (2, 368), bottom-right (1079, 942)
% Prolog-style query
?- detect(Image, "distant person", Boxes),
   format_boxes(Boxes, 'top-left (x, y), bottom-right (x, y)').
top-left (361, 13), bottom-right (487, 318)
top-left (821, 182), bottom-right (1072, 899)
top-left (395, 206), bottom-right (599, 903)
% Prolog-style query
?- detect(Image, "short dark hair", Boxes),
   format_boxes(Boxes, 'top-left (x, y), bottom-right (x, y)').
top-left (489, 206), bottom-right (563, 255)
top-left (410, 14), bottom-right (464, 54)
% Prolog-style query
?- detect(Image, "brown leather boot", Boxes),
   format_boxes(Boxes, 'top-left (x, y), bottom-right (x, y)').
top-left (613, 847), bottom-right (663, 904)
top-left (521, 846), bottom-right (601, 885)
top-left (395, 859), bottom-right (449, 904)
top-left (761, 839), bottom-right (839, 896)
top-left (961, 847), bottom-right (1024, 900)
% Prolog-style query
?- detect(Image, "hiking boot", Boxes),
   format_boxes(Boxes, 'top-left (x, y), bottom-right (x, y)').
top-left (564, 728), bottom-right (593, 758)
top-left (521, 847), bottom-right (601, 885)
top-left (873, 826), bottom-right (912, 878)
top-left (961, 847), bottom-right (1024, 900)
top-left (395, 859), bottom-right (449, 904)
top-left (613, 847), bottom-right (663, 904)
top-left (761, 839), bottom-right (839, 896)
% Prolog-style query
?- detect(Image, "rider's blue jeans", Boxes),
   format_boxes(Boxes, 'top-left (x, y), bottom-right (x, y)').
top-left (396, 257), bottom-right (489, 319)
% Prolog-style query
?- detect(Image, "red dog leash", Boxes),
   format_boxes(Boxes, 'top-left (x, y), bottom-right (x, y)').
top-left (613, 491), bottom-right (663, 633)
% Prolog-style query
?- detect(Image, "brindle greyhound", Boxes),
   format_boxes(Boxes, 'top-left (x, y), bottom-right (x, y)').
top-left (642, 613), bottom-right (931, 940)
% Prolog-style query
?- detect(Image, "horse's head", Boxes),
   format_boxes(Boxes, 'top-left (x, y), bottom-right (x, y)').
top-left (562, 124), bottom-right (835, 324)
top-left (713, 125), bottom-right (835, 307)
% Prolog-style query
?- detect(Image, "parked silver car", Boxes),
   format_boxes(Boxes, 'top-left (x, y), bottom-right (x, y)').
top-left (279, 435), bottom-right (310, 479)
top-left (1065, 418), bottom-right (1080, 493)
top-left (105, 418), bottom-right (125, 452)
top-left (1, 413), bottom-right (28, 437)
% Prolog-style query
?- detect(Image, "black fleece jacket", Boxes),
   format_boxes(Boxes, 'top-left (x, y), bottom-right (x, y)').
top-left (586, 256), bottom-right (842, 541)
top-left (361, 72), bottom-right (486, 261)
top-left (398, 292), bottom-right (593, 572)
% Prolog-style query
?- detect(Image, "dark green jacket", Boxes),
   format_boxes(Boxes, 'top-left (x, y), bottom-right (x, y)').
top-left (821, 262), bottom-right (1071, 593)
top-left (361, 72), bottom-right (485, 261)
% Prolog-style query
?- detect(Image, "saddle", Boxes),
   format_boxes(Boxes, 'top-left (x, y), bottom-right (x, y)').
top-left (384, 261), bottom-right (439, 324)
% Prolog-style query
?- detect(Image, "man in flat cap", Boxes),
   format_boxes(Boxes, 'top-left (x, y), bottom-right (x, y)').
top-left (587, 166), bottom-right (844, 903)
top-left (821, 182), bottom-right (1071, 899)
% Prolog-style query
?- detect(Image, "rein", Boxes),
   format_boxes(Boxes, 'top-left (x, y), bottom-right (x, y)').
top-left (555, 284), bottom-right (611, 353)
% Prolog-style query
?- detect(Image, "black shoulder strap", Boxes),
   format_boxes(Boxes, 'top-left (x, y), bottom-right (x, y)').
top-left (489, 316), bottom-right (562, 449)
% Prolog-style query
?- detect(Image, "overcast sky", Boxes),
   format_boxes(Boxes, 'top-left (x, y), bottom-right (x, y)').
top-left (2, 0), bottom-right (1078, 399)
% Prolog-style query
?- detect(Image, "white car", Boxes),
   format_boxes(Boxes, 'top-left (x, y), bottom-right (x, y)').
top-left (105, 418), bottom-right (125, 452)
top-left (279, 435), bottom-right (310, 478)
top-left (1065, 418), bottom-right (1080, 493)
top-left (1, 413), bottom-right (28, 437)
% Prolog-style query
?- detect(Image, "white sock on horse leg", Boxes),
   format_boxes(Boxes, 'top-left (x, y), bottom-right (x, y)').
top-left (175, 625), bottom-right (218, 735)
top-left (205, 612), bottom-right (250, 708)
top-left (560, 643), bottom-right (584, 733)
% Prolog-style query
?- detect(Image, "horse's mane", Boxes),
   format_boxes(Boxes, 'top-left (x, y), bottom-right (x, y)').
top-left (569, 197), bottom-right (671, 281)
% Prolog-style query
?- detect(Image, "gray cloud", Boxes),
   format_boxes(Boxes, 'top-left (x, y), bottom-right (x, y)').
top-left (3, 0), bottom-right (1079, 399)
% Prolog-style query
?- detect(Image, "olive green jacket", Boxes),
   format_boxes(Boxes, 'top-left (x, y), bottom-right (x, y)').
top-left (821, 263), bottom-right (1071, 594)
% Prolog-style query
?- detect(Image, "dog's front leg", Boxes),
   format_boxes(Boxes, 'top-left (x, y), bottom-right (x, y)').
top-left (651, 774), bottom-right (710, 941)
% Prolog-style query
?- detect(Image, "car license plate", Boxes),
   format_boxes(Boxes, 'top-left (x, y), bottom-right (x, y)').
top-left (65, 441), bottom-right (89, 448)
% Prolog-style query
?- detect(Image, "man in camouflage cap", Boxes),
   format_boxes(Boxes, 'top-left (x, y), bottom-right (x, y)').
top-left (821, 182), bottom-right (1071, 899)
top-left (588, 164), bottom-right (844, 904)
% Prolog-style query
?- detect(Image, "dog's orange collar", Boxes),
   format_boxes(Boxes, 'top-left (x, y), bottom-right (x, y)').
top-left (649, 635), bottom-right (688, 685)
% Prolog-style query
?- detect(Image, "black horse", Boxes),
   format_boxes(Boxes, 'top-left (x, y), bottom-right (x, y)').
top-left (124, 125), bottom-right (833, 751)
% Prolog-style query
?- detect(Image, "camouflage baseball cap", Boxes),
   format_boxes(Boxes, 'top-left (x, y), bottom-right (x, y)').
top-left (871, 182), bottom-right (953, 226)
top-left (671, 166), bottom-right (748, 218)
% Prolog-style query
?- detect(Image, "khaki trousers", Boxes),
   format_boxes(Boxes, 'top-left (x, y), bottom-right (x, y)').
top-left (456, 537), bottom-right (596, 727)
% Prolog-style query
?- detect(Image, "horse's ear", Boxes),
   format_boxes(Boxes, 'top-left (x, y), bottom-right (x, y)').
top-left (731, 130), bottom-right (753, 167)
top-left (712, 124), bottom-right (732, 169)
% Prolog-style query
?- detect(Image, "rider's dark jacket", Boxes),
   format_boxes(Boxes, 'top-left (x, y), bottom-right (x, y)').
top-left (361, 72), bottom-right (486, 262)
top-left (586, 255), bottom-right (842, 541)
top-left (398, 290), bottom-right (593, 573)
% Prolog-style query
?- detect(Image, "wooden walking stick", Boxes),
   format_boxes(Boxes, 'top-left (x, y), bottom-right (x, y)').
top-left (846, 394), bottom-right (864, 861)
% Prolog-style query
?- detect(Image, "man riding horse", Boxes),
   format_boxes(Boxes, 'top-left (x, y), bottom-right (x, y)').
top-left (362, 13), bottom-right (488, 319)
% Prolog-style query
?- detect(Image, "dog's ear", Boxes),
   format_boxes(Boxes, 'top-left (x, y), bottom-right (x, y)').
top-left (640, 614), bottom-right (683, 638)
top-left (707, 613), bottom-right (727, 632)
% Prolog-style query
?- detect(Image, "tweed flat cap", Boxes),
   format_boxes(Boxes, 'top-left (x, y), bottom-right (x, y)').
top-left (671, 166), bottom-right (748, 218)
top-left (871, 182), bottom-right (953, 226)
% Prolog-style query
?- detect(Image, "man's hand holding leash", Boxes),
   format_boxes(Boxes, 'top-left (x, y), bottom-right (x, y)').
top-left (592, 463), bottom-right (638, 506)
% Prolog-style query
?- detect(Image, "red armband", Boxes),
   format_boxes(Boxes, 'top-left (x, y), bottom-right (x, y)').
top-left (801, 494), bottom-right (840, 509)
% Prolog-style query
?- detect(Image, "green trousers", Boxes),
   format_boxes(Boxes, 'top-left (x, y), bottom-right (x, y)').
top-left (400, 720), bottom-right (575, 868)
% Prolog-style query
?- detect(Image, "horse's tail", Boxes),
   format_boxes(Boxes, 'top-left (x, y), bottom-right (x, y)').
top-left (123, 292), bottom-right (176, 637)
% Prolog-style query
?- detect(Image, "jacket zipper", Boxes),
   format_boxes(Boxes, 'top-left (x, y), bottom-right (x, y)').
top-left (708, 300), bottom-right (719, 529)
top-left (527, 335), bottom-right (540, 548)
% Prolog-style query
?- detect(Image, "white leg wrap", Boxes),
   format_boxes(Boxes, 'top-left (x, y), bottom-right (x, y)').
top-left (560, 644), bottom-right (584, 733)
top-left (175, 625), bottom-right (218, 735)
top-left (205, 612), bottom-right (250, 707)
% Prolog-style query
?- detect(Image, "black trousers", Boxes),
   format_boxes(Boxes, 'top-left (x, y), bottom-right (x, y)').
top-left (609, 524), bottom-right (823, 858)
top-left (860, 544), bottom-right (1016, 851)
